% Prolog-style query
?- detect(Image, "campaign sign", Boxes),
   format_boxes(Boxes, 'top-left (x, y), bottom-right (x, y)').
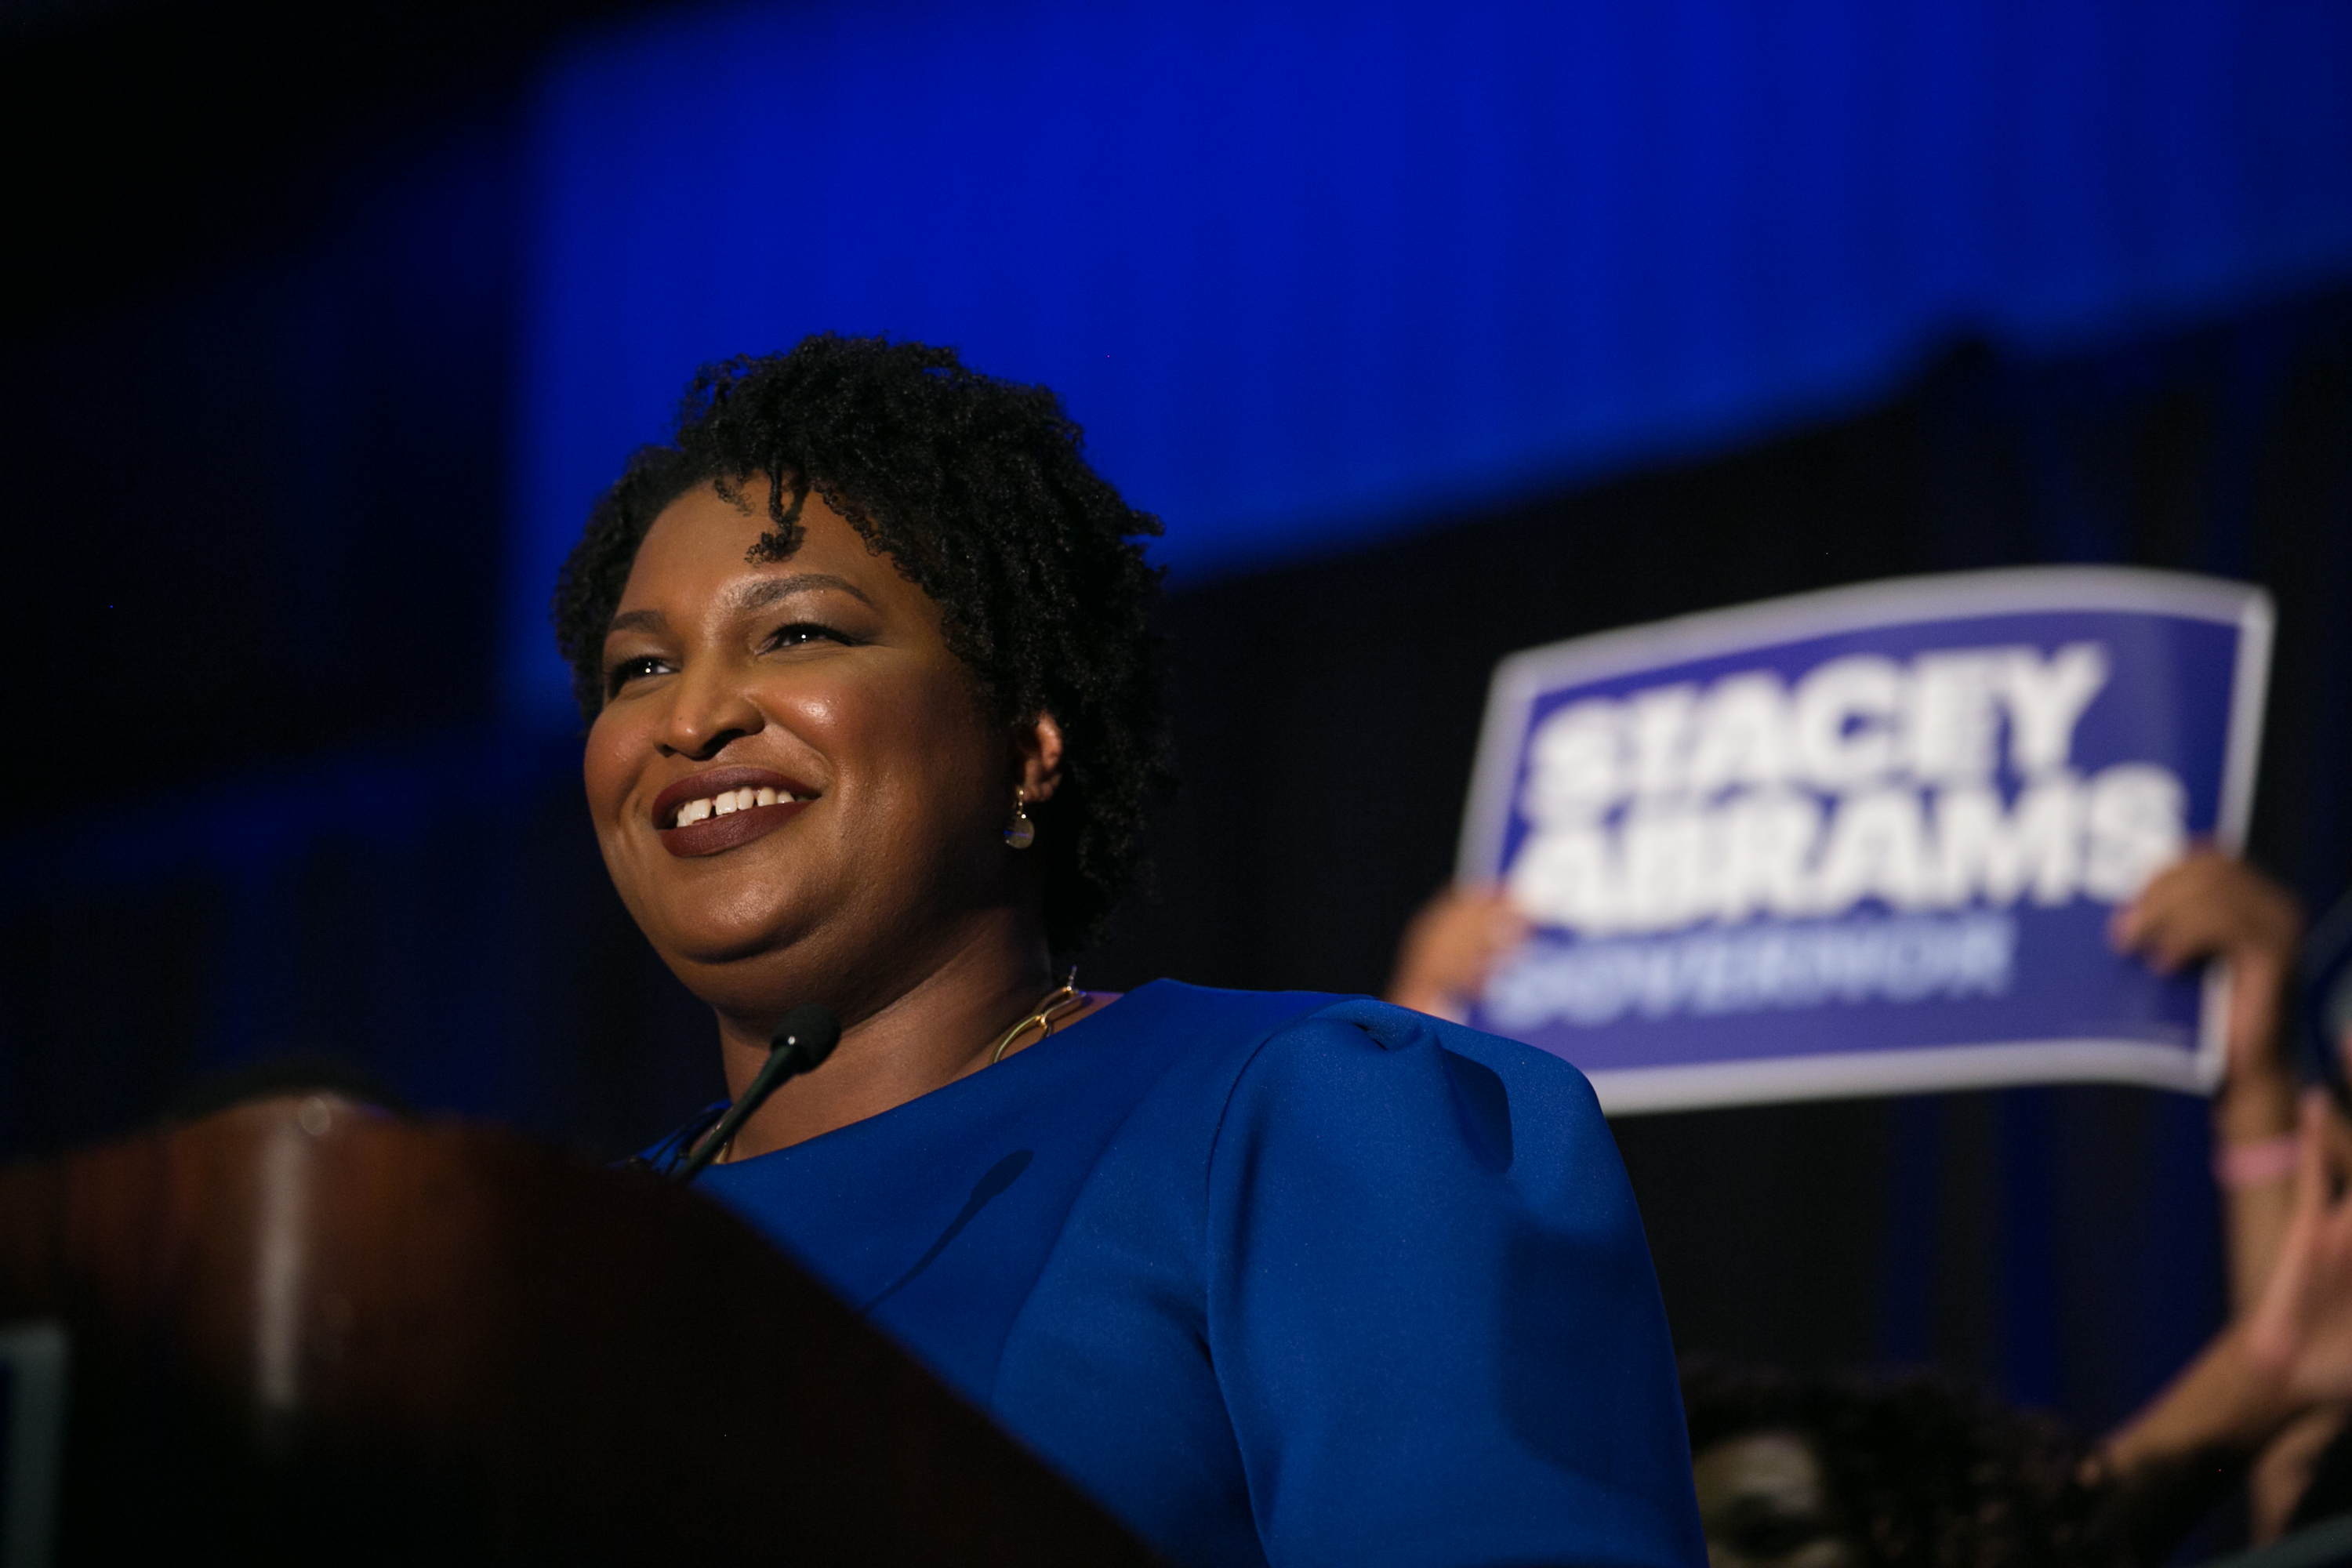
top-left (1457, 568), bottom-right (2272, 1113)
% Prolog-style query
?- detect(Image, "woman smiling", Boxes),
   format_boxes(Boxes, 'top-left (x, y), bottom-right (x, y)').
top-left (554, 336), bottom-right (1701, 1568)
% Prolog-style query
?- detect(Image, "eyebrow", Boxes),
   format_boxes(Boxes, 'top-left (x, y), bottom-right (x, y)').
top-left (606, 608), bottom-right (667, 637)
top-left (727, 572), bottom-right (877, 614)
top-left (604, 572), bottom-right (879, 641)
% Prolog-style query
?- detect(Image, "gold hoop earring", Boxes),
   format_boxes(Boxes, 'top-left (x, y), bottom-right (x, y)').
top-left (1004, 792), bottom-right (1036, 850)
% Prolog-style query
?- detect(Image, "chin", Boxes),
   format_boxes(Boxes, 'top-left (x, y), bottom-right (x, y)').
top-left (634, 863), bottom-right (819, 960)
top-left (658, 909), bottom-right (805, 971)
top-left (673, 946), bottom-right (858, 1035)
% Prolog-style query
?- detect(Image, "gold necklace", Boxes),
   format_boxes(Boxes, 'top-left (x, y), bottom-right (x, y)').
top-left (713, 971), bottom-right (1083, 1164)
top-left (987, 968), bottom-right (1086, 1065)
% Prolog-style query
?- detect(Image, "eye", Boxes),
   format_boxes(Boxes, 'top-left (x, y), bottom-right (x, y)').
top-left (764, 620), bottom-right (855, 652)
top-left (604, 655), bottom-right (673, 697)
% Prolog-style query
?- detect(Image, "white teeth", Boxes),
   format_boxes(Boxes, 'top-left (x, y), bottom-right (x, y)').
top-left (670, 785), bottom-right (808, 827)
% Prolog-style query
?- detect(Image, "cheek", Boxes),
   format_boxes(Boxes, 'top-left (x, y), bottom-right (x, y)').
top-left (580, 708), bottom-right (642, 830)
top-left (834, 675), bottom-right (1004, 832)
top-left (906, 688), bottom-right (1004, 800)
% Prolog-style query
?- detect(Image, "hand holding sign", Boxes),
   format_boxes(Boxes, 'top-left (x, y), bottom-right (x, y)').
top-left (1387, 887), bottom-right (1530, 1024)
top-left (2112, 851), bottom-right (2304, 1091)
top-left (2113, 851), bottom-right (2307, 1314)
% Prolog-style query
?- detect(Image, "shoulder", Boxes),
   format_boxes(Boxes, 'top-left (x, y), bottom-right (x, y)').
top-left (1098, 982), bottom-right (1618, 1207)
top-left (1184, 996), bottom-right (1697, 1565)
top-left (1197, 993), bottom-right (1632, 1225)
top-left (1253, 996), bottom-right (1602, 1116)
top-left (1112, 979), bottom-right (1595, 1098)
top-left (1101, 987), bottom-right (1599, 1161)
top-left (1076, 982), bottom-right (1553, 1151)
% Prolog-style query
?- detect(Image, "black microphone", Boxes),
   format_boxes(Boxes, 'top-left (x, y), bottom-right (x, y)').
top-left (672, 1004), bottom-right (841, 1185)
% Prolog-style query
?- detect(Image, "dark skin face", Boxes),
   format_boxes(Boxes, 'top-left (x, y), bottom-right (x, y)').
top-left (585, 480), bottom-right (1109, 1156)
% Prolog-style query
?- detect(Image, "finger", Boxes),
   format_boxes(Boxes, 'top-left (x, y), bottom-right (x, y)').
top-left (2112, 867), bottom-right (2209, 953)
top-left (2111, 883), bottom-right (2169, 949)
top-left (2147, 850), bottom-right (2228, 906)
top-left (2147, 900), bottom-right (2246, 971)
top-left (2141, 921), bottom-right (2220, 975)
top-left (2130, 858), bottom-right (2302, 977)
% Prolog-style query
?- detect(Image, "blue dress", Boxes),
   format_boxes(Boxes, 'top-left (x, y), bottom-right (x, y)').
top-left (648, 981), bottom-right (1703, 1568)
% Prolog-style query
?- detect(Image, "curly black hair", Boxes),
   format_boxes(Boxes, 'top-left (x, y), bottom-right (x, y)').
top-left (551, 334), bottom-right (1169, 953)
top-left (1682, 1362), bottom-right (2109, 1568)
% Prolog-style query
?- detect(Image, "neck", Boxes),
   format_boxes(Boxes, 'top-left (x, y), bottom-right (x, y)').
top-left (712, 914), bottom-right (1058, 1160)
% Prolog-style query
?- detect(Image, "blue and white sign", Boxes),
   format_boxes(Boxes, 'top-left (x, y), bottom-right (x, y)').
top-left (1457, 568), bottom-right (2272, 1113)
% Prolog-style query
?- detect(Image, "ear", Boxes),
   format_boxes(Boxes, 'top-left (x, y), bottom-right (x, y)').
top-left (1014, 711), bottom-right (1066, 804)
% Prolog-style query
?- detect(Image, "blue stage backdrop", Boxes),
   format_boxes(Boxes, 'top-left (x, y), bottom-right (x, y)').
top-left (507, 0), bottom-right (2352, 717)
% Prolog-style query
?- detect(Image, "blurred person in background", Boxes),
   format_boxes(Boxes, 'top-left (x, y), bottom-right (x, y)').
top-left (1682, 1363), bottom-right (2122, 1568)
top-left (2112, 850), bottom-right (2310, 1319)
top-left (2235, 887), bottom-right (2352, 1530)
top-left (1673, 855), bottom-right (2352, 1568)
top-left (1388, 851), bottom-right (2351, 1562)
top-left (2111, 850), bottom-right (2343, 1539)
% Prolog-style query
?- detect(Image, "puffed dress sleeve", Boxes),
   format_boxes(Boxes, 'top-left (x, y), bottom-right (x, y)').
top-left (1204, 998), bottom-right (1705, 1568)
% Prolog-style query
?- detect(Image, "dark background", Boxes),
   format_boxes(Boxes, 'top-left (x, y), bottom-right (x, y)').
top-left (4, 0), bottom-right (2350, 1443)
top-left (1091, 303), bottom-right (2352, 1424)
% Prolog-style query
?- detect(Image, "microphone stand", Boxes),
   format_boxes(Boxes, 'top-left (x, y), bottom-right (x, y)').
top-left (672, 1004), bottom-right (842, 1185)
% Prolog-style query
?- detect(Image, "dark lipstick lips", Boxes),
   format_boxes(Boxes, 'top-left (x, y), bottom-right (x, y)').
top-left (652, 767), bottom-right (817, 859)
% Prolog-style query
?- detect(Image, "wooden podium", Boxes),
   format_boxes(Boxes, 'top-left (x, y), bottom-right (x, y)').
top-left (0, 1098), bottom-right (1161, 1564)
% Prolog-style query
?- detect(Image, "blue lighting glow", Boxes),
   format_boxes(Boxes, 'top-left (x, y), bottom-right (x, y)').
top-left (507, 0), bottom-right (2352, 716)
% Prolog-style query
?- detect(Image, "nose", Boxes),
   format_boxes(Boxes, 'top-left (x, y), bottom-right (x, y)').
top-left (655, 666), bottom-right (764, 761)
